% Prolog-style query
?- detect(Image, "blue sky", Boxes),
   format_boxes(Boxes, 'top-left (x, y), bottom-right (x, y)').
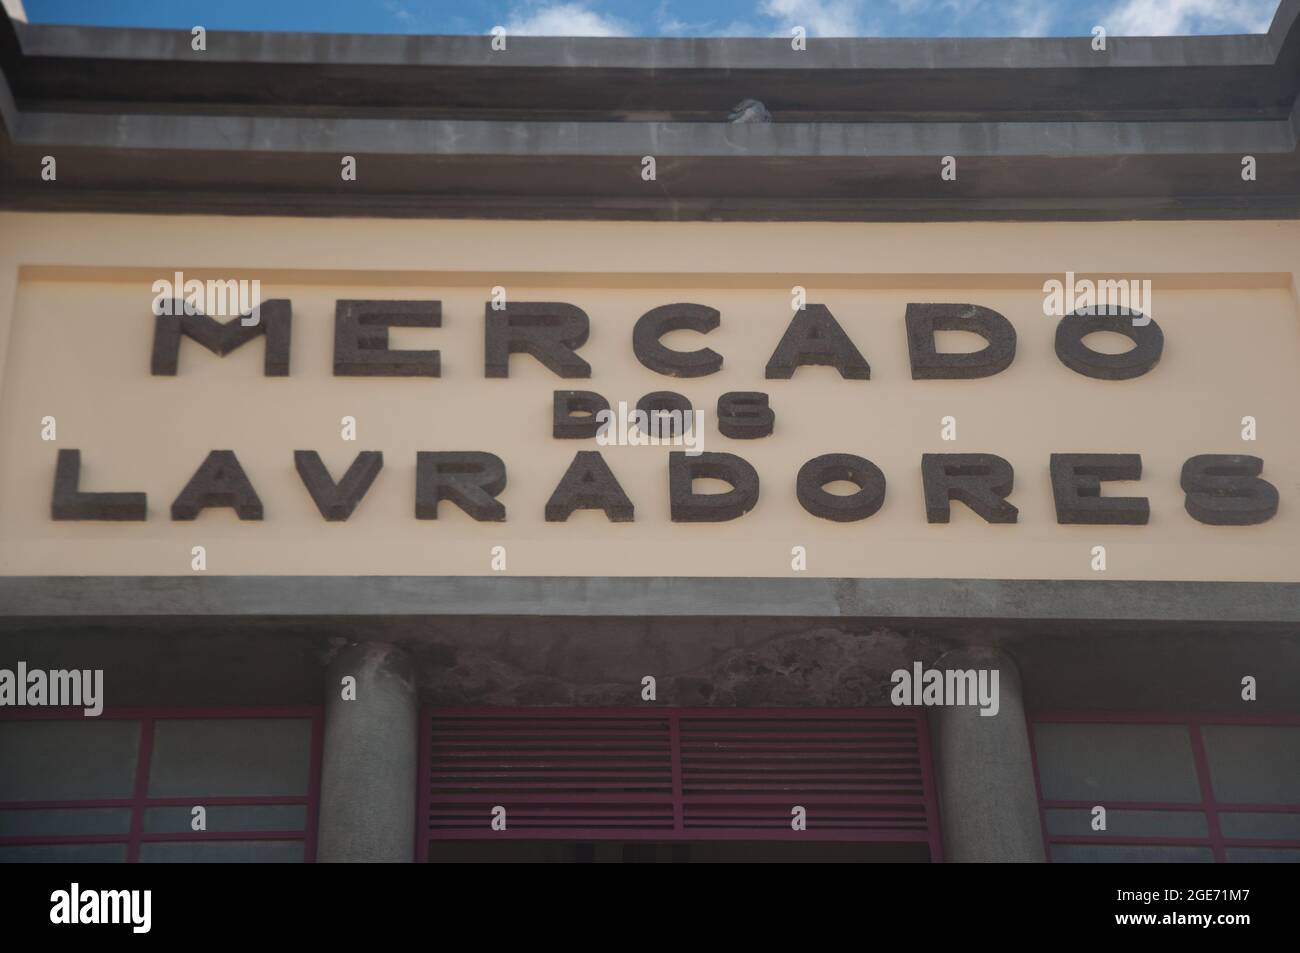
top-left (17, 0), bottom-right (1285, 38)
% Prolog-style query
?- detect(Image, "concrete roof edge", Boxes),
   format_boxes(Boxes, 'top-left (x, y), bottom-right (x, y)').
top-left (1267, 0), bottom-right (1300, 54)
top-left (2, 577), bottom-right (1299, 624)
top-left (3, 4), bottom-right (1297, 72)
top-left (4, 6), bottom-right (1299, 221)
top-left (14, 112), bottom-right (1297, 157)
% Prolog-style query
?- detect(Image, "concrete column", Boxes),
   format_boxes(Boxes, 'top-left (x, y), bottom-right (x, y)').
top-left (317, 642), bottom-right (417, 862)
top-left (931, 646), bottom-right (1046, 863)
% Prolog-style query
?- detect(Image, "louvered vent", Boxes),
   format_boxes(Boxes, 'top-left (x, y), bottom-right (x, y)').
top-left (422, 708), bottom-right (938, 852)
top-left (679, 714), bottom-right (931, 835)
top-left (424, 712), bottom-right (675, 835)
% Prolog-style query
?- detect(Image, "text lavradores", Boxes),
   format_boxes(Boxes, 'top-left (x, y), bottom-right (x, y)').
top-left (51, 298), bottom-right (1280, 526)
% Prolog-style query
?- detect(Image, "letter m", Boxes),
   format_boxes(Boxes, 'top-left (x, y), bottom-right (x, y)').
top-left (152, 299), bottom-right (291, 376)
top-left (50, 670), bottom-right (80, 707)
top-left (102, 891), bottom-right (130, 924)
top-left (947, 669), bottom-right (978, 707)
top-left (1096, 279), bottom-right (1130, 316)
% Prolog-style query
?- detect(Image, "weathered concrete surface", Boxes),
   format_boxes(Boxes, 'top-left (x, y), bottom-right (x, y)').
top-left (5, 3), bottom-right (1300, 220)
top-left (0, 624), bottom-right (323, 705)
top-left (10, 17), bottom-right (1286, 70)
top-left (14, 113), bottom-right (1294, 158)
top-left (1, 617), bottom-right (1295, 712)
top-left (3, 576), bottom-right (1299, 623)
top-left (316, 642), bottom-right (417, 863)
top-left (931, 646), bottom-right (1046, 863)
top-left (412, 622), bottom-right (947, 707)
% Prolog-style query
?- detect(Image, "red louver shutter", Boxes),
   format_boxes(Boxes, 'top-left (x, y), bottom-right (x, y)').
top-left (678, 713), bottom-right (935, 838)
top-left (420, 708), bottom-right (940, 857)
top-left (424, 712), bottom-right (677, 837)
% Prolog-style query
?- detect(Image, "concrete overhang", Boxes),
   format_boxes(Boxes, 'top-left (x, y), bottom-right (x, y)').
top-left (1, 577), bottom-right (1298, 625)
top-left (1, 3), bottom-right (1300, 219)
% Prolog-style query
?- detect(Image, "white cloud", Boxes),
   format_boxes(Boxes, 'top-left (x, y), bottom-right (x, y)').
top-left (655, 0), bottom-right (697, 35)
top-left (1102, 0), bottom-right (1278, 35)
top-left (506, 2), bottom-right (632, 36)
top-left (384, 1), bottom-right (415, 25)
top-left (886, 0), bottom-right (1053, 37)
top-left (891, 0), bottom-right (988, 18)
top-left (1010, 0), bottom-right (1054, 36)
top-left (760, 0), bottom-right (862, 37)
top-left (713, 19), bottom-right (771, 37)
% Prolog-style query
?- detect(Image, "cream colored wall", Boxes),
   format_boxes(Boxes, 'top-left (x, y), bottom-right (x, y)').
top-left (0, 212), bottom-right (1297, 580)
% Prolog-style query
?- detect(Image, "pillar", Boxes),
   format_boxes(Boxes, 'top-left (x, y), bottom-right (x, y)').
top-left (931, 645), bottom-right (1046, 862)
top-left (317, 641), bottom-right (417, 862)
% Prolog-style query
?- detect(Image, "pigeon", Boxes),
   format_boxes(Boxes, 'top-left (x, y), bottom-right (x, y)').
top-left (727, 98), bottom-right (772, 123)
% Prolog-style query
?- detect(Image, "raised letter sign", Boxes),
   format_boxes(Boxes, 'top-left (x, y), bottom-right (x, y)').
top-left (632, 303), bottom-right (723, 377)
top-left (797, 454), bottom-right (886, 522)
top-left (545, 451), bottom-right (634, 522)
top-left (171, 451), bottom-right (264, 520)
top-left (485, 302), bottom-right (591, 378)
top-left (636, 391), bottom-right (692, 439)
top-left (765, 305), bottom-right (870, 380)
top-left (334, 300), bottom-right (440, 377)
top-left (717, 392), bottom-right (774, 439)
top-left (553, 390), bottom-right (610, 439)
top-left (669, 451), bottom-right (760, 522)
top-left (1050, 453), bottom-right (1149, 524)
top-left (415, 452), bottom-right (507, 521)
top-left (152, 300), bottom-right (291, 376)
top-left (906, 303), bottom-right (1016, 379)
top-left (1180, 454), bottom-right (1279, 525)
top-left (921, 453), bottom-right (1018, 523)
top-left (51, 449), bottom-right (147, 521)
top-left (1054, 309), bottom-right (1162, 380)
top-left (294, 451), bottom-right (383, 521)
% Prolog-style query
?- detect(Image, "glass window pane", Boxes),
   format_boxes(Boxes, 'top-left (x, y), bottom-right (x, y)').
top-left (0, 843), bottom-right (127, 863)
top-left (0, 807), bottom-right (131, 837)
top-left (142, 804), bottom-right (306, 834)
top-left (1034, 723), bottom-right (1201, 803)
top-left (147, 719), bottom-right (311, 798)
top-left (0, 720), bottom-right (140, 800)
top-left (1218, 811), bottom-right (1300, 839)
top-left (1201, 725), bottom-right (1300, 805)
top-left (1051, 844), bottom-right (1214, 863)
top-left (138, 840), bottom-right (304, 863)
top-left (1045, 808), bottom-right (1207, 838)
top-left (1224, 847), bottom-right (1300, 863)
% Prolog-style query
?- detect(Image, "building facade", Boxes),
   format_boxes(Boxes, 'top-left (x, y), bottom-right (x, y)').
top-left (0, 2), bottom-right (1297, 863)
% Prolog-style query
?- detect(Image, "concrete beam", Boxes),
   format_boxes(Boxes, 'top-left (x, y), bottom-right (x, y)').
top-left (2, 576), bottom-right (1299, 623)
top-left (3, 3), bottom-right (1300, 220)
top-left (8, 7), bottom-right (1292, 71)
top-left (13, 112), bottom-right (1293, 158)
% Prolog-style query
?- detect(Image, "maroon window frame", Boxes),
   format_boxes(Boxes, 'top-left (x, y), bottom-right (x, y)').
top-left (0, 706), bottom-right (323, 863)
top-left (1028, 711), bottom-right (1300, 863)
top-left (417, 706), bottom-right (942, 860)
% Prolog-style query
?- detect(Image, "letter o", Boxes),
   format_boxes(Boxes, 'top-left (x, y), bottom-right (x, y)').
top-left (796, 453), bottom-right (886, 522)
top-left (1054, 308), bottom-right (1163, 380)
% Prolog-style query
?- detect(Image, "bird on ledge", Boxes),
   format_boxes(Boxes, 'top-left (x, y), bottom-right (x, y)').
top-left (727, 98), bottom-right (771, 123)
